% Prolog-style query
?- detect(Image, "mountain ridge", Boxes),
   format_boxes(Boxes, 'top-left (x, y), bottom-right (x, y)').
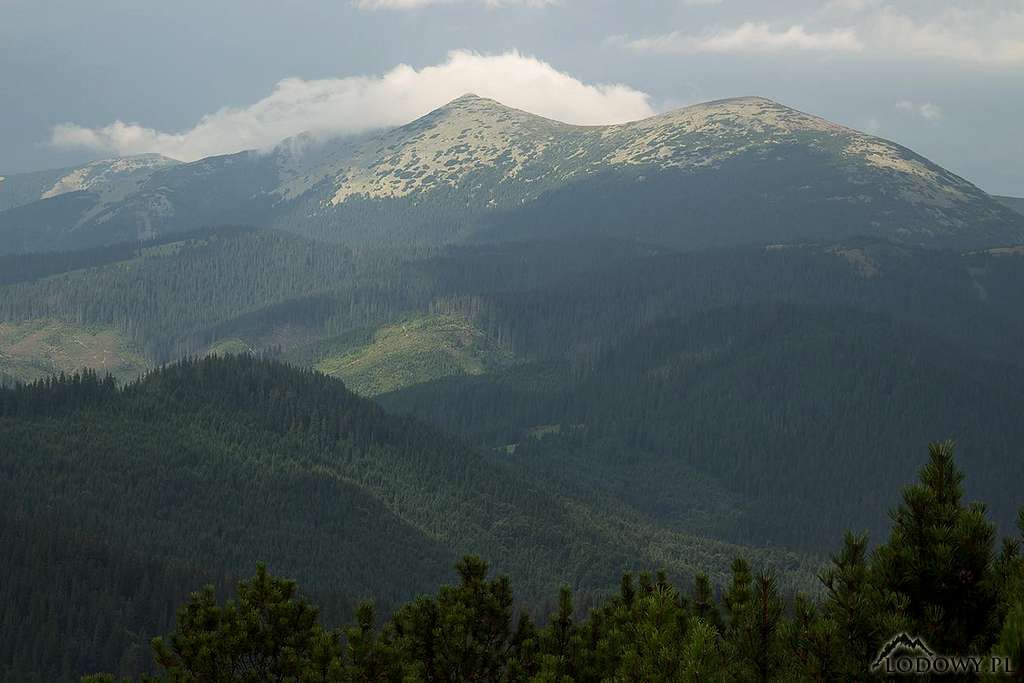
top-left (0, 153), bottom-right (179, 211)
top-left (1, 95), bottom-right (1021, 253)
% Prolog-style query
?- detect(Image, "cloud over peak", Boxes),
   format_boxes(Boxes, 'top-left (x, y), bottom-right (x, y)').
top-left (48, 50), bottom-right (652, 162)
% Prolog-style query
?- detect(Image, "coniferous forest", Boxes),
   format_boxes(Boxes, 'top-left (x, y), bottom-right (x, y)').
top-left (79, 441), bottom-right (1024, 681)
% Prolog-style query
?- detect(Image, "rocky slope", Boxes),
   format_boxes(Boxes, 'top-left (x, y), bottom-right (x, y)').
top-left (0, 154), bottom-right (178, 212)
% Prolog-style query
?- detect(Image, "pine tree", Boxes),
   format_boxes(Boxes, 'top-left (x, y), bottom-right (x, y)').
top-left (150, 563), bottom-right (326, 682)
top-left (872, 441), bottom-right (1000, 655)
top-left (343, 602), bottom-right (400, 682)
top-left (391, 556), bottom-right (517, 682)
top-left (992, 603), bottom-right (1024, 681)
top-left (681, 616), bottom-right (727, 683)
top-left (537, 587), bottom-right (576, 680)
top-left (785, 594), bottom-right (843, 682)
top-left (691, 572), bottom-right (721, 632)
top-left (819, 532), bottom-right (907, 677)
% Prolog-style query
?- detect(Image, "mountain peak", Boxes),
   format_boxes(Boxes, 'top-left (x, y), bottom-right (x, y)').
top-left (602, 95), bottom-right (854, 151)
top-left (449, 92), bottom-right (486, 104)
top-left (709, 95), bottom-right (778, 105)
top-left (430, 93), bottom-right (525, 119)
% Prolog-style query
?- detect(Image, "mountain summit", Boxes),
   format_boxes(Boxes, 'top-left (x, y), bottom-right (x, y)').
top-left (1, 96), bottom-right (1021, 253)
top-left (0, 154), bottom-right (178, 213)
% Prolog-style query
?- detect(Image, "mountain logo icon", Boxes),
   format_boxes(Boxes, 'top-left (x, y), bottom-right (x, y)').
top-left (871, 633), bottom-right (935, 671)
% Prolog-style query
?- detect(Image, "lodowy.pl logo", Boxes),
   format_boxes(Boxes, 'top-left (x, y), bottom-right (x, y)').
top-left (871, 633), bottom-right (1016, 676)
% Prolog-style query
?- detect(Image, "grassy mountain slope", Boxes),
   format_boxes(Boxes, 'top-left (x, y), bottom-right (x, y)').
top-left (0, 156), bottom-right (180, 253)
top-left (0, 155), bottom-right (178, 213)
top-left (312, 314), bottom-right (515, 396)
top-left (0, 319), bottom-right (148, 384)
top-left (0, 228), bottom-right (655, 368)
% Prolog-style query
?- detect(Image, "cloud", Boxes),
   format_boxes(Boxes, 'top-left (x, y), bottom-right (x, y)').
top-left (620, 22), bottom-right (863, 54)
top-left (47, 50), bottom-right (653, 162)
top-left (353, 0), bottom-right (555, 9)
top-left (895, 100), bottom-right (943, 121)
top-left (822, 0), bottom-right (879, 13)
top-left (875, 8), bottom-right (1024, 66)
top-left (615, 4), bottom-right (1024, 67)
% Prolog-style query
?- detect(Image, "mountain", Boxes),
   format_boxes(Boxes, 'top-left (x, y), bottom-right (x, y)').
top-left (0, 155), bottom-right (180, 253)
top-left (0, 154), bottom-right (179, 213)
top-left (283, 94), bottom-right (1023, 249)
top-left (2, 96), bottom-right (1021, 254)
top-left (996, 194), bottom-right (1024, 216)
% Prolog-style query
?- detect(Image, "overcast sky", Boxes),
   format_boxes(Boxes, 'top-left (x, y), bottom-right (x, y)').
top-left (2, 0), bottom-right (1022, 194)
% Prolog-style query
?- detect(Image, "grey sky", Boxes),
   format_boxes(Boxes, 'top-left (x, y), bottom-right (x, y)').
top-left (2, 0), bottom-right (1022, 194)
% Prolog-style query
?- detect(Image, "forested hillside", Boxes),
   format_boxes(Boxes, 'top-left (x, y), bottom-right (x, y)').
top-left (84, 443), bottom-right (1024, 682)
top-left (0, 356), bottom-right (812, 682)
top-left (3, 227), bottom-right (1022, 552)
top-left (0, 227), bottom-right (653, 364)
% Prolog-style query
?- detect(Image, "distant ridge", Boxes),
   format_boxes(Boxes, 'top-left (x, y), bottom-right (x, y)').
top-left (995, 195), bottom-right (1024, 216)
top-left (2, 95), bottom-right (1023, 253)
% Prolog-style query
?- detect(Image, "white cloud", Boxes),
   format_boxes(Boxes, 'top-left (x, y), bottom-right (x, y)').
top-left (47, 50), bottom-right (653, 162)
top-left (621, 22), bottom-right (863, 54)
top-left (616, 4), bottom-right (1024, 67)
top-left (875, 8), bottom-right (1024, 66)
top-left (895, 100), bottom-right (943, 121)
top-left (354, 0), bottom-right (556, 9)
top-left (822, 0), bottom-right (879, 13)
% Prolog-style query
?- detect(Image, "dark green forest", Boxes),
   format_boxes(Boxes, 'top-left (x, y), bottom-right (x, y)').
top-left (2, 228), bottom-right (1024, 680)
top-left (3, 232), bottom-right (1024, 552)
top-left (0, 357), bottom-right (815, 682)
top-left (83, 442), bottom-right (1024, 681)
